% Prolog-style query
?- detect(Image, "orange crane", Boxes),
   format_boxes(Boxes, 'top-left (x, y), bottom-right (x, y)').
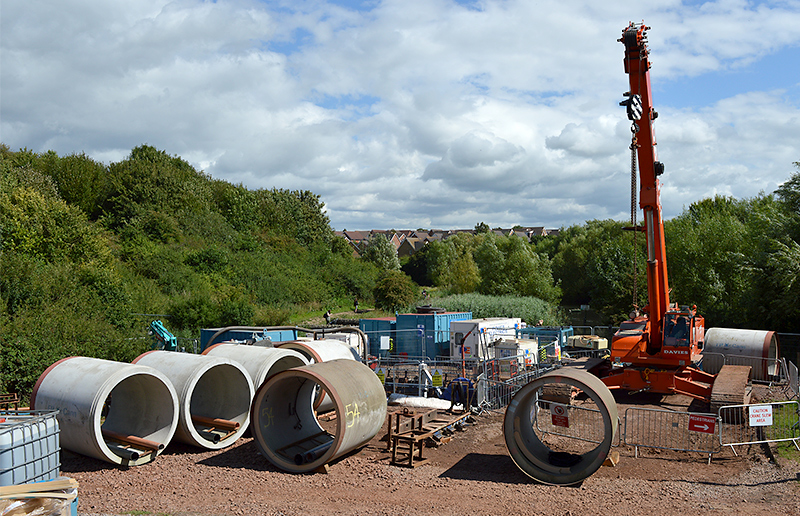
top-left (591, 23), bottom-right (749, 407)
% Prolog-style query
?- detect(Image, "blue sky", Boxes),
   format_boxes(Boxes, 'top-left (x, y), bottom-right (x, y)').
top-left (2, 0), bottom-right (799, 231)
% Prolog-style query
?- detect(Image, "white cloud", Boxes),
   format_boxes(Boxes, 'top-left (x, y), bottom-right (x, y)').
top-left (2, 0), bottom-right (799, 231)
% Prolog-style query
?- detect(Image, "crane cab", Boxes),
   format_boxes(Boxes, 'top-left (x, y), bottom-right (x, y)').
top-left (608, 305), bottom-right (704, 369)
top-left (660, 307), bottom-right (704, 366)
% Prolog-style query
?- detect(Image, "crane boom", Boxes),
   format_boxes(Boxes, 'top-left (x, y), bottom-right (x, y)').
top-left (620, 22), bottom-right (670, 352)
top-left (584, 22), bottom-right (754, 411)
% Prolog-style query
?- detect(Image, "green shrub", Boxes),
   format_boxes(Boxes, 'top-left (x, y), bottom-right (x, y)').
top-left (431, 293), bottom-right (563, 326)
top-left (374, 270), bottom-right (419, 311)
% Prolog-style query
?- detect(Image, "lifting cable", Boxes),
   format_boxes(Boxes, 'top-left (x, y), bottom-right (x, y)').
top-left (630, 122), bottom-right (640, 310)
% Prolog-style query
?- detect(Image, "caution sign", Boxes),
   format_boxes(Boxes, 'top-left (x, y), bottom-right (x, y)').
top-left (551, 403), bottom-right (569, 428)
top-left (376, 368), bottom-right (386, 385)
top-left (432, 369), bottom-right (443, 388)
top-left (688, 414), bottom-right (715, 434)
top-left (749, 405), bottom-right (773, 427)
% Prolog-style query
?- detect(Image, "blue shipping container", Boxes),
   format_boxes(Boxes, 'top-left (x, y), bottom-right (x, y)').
top-left (517, 326), bottom-right (574, 348)
top-left (395, 312), bottom-right (472, 359)
top-left (359, 317), bottom-right (396, 358)
top-left (200, 328), bottom-right (298, 351)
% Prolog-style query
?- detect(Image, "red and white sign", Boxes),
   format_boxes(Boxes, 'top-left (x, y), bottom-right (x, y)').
top-left (749, 405), bottom-right (773, 427)
top-left (551, 403), bottom-right (569, 428)
top-left (688, 414), bottom-right (715, 434)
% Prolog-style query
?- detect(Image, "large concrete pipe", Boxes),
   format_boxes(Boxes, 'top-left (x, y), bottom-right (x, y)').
top-left (704, 328), bottom-right (780, 378)
top-left (31, 357), bottom-right (179, 466)
top-left (276, 339), bottom-right (360, 363)
top-left (133, 351), bottom-right (253, 449)
top-left (201, 343), bottom-right (309, 389)
top-left (250, 359), bottom-right (387, 473)
top-left (503, 368), bottom-right (618, 485)
top-left (277, 339), bottom-right (359, 412)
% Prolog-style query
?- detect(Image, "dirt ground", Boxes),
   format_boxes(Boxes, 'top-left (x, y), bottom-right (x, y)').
top-left (67, 385), bottom-right (800, 516)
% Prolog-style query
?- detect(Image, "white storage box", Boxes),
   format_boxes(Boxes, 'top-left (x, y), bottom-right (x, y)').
top-left (0, 410), bottom-right (60, 486)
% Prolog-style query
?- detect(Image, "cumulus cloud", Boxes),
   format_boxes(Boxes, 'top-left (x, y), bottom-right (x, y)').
top-left (2, 0), bottom-right (799, 231)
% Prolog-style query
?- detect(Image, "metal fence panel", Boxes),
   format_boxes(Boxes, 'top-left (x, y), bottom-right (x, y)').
top-left (700, 352), bottom-right (725, 375)
top-left (534, 399), bottom-right (608, 445)
top-left (718, 401), bottom-right (800, 450)
top-left (623, 407), bottom-right (719, 458)
top-left (789, 361), bottom-right (798, 399)
top-left (723, 355), bottom-right (784, 384)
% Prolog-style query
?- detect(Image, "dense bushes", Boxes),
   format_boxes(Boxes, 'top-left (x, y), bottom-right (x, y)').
top-left (403, 232), bottom-right (562, 303)
top-left (0, 144), bottom-right (377, 398)
top-left (432, 293), bottom-right (562, 326)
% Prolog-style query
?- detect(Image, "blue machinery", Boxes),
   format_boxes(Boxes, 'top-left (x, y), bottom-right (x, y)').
top-left (149, 320), bottom-right (178, 351)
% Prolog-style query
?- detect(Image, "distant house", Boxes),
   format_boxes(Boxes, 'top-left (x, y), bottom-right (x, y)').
top-left (397, 236), bottom-right (427, 258)
top-left (335, 225), bottom-right (559, 258)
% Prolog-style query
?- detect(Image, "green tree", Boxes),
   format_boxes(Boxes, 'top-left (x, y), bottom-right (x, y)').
top-left (665, 196), bottom-right (752, 325)
top-left (361, 233), bottom-right (400, 270)
top-left (474, 221), bottom-right (490, 234)
top-left (775, 162), bottom-right (800, 214)
top-left (374, 270), bottom-right (419, 311)
top-left (39, 151), bottom-right (109, 219)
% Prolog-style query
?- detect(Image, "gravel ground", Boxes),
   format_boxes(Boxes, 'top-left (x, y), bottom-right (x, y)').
top-left (66, 385), bottom-right (800, 516)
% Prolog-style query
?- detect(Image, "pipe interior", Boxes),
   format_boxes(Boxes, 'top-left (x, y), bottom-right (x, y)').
top-left (255, 374), bottom-right (336, 468)
top-left (101, 373), bottom-right (176, 448)
top-left (189, 364), bottom-right (253, 429)
top-left (504, 373), bottom-right (617, 485)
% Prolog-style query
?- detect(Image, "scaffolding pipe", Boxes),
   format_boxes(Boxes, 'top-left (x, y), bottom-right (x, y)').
top-left (251, 359), bottom-right (387, 473)
top-left (191, 415), bottom-right (240, 432)
top-left (133, 351), bottom-right (254, 449)
top-left (31, 357), bottom-right (179, 466)
top-left (100, 429), bottom-right (164, 452)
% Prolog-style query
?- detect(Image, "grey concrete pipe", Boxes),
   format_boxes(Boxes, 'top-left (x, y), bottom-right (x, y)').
top-left (704, 328), bottom-right (780, 377)
top-left (503, 368), bottom-right (618, 485)
top-left (133, 351), bottom-right (254, 449)
top-left (250, 359), bottom-right (387, 473)
top-left (31, 357), bottom-right (179, 466)
top-left (201, 343), bottom-right (309, 389)
top-left (277, 339), bottom-right (361, 363)
top-left (277, 339), bottom-right (359, 412)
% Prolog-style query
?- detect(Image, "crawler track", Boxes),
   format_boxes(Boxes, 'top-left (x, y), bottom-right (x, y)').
top-left (710, 365), bottom-right (753, 414)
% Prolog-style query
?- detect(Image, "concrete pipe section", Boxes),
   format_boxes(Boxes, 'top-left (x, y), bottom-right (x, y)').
top-left (251, 359), bottom-right (387, 473)
top-left (276, 339), bottom-right (360, 363)
top-left (704, 328), bottom-right (780, 377)
top-left (277, 339), bottom-right (359, 412)
top-left (133, 351), bottom-right (254, 449)
top-left (31, 357), bottom-right (179, 466)
top-left (202, 343), bottom-right (309, 389)
top-left (503, 368), bottom-right (618, 485)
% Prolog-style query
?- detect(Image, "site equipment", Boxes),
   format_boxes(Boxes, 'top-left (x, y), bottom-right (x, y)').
top-left (590, 23), bottom-right (754, 409)
top-left (149, 320), bottom-right (178, 351)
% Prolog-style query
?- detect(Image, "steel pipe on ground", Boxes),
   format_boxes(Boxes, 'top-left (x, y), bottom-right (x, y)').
top-left (133, 351), bottom-right (254, 449)
top-left (31, 357), bottom-right (179, 466)
top-left (503, 368), bottom-right (618, 485)
top-left (250, 359), bottom-right (387, 473)
top-left (201, 343), bottom-right (308, 389)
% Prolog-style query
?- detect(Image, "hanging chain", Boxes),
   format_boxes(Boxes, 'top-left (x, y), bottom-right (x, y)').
top-left (630, 122), bottom-right (639, 312)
